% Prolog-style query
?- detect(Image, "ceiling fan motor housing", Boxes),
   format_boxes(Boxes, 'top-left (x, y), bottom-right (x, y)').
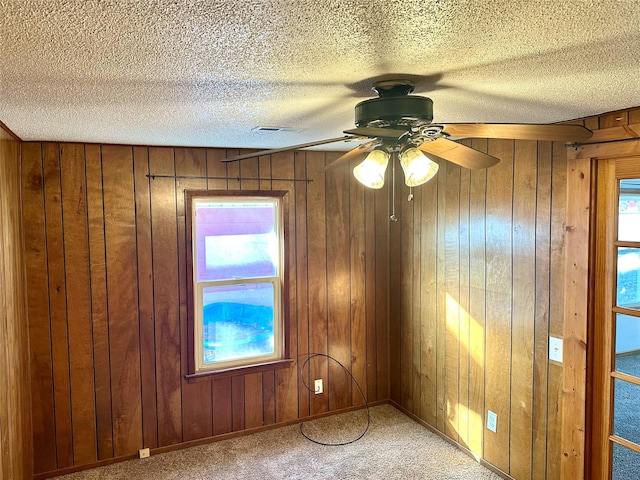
top-left (354, 95), bottom-right (434, 129)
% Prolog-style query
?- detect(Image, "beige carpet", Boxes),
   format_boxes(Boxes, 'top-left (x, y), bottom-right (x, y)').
top-left (58, 404), bottom-right (502, 479)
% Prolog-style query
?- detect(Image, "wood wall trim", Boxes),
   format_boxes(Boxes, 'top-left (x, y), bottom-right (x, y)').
top-left (562, 112), bottom-right (640, 479)
top-left (0, 120), bottom-right (22, 142)
top-left (0, 125), bottom-right (33, 479)
top-left (572, 138), bottom-right (640, 160)
top-left (579, 122), bottom-right (640, 144)
top-left (561, 152), bottom-right (594, 480)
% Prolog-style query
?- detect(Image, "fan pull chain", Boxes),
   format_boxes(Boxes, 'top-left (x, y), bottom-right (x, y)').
top-left (408, 187), bottom-right (414, 202)
top-left (390, 156), bottom-right (398, 222)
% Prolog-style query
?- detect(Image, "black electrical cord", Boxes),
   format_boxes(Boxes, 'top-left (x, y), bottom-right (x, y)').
top-left (299, 353), bottom-right (371, 446)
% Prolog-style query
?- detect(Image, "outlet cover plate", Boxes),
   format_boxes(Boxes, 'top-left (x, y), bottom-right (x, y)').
top-left (139, 448), bottom-right (150, 459)
top-left (314, 379), bottom-right (323, 394)
top-left (487, 410), bottom-right (497, 433)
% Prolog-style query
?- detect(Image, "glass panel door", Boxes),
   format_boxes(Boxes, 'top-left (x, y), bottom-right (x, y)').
top-left (611, 177), bottom-right (640, 479)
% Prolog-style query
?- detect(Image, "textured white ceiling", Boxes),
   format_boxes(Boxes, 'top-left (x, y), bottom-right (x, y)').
top-left (1, 0), bottom-right (639, 150)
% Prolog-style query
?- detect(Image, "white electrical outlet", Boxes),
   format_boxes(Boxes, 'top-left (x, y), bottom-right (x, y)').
top-left (487, 410), bottom-right (498, 433)
top-left (314, 379), bottom-right (323, 394)
top-left (549, 336), bottom-right (563, 363)
top-left (139, 448), bottom-right (150, 459)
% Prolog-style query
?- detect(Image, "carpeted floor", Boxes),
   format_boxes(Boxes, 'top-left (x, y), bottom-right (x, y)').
top-left (58, 404), bottom-right (502, 480)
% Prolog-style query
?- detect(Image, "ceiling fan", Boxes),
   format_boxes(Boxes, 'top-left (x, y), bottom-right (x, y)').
top-left (222, 79), bottom-right (593, 189)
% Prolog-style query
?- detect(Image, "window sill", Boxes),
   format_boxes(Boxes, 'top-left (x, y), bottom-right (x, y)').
top-left (185, 358), bottom-right (294, 383)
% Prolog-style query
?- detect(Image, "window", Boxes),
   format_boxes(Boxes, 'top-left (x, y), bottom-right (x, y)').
top-left (186, 190), bottom-right (290, 377)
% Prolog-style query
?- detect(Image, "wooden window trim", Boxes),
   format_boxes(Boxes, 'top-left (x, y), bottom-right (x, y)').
top-left (185, 358), bottom-right (294, 383)
top-left (184, 189), bottom-right (292, 379)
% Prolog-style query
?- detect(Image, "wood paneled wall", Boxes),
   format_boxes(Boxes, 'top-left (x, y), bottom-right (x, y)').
top-left (390, 106), bottom-right (640, 480)
top-left (389, 136), bottom-right (567, 479)
top-left (21, 144), bottom-right (390, 477)
top-left (0, 125), bottom-right (33, 480)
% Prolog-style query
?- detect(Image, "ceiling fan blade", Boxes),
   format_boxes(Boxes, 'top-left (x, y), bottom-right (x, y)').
top-left (441, 123), bottom-right (593, 142)
top-left (314, 140), bottom-right (378, 175)
top-left (343, 127), bottom-right (409, 140)
top-left (419, 138), bottom-right (500, 170)
top-left (222, 136), bottom-right (352, 162)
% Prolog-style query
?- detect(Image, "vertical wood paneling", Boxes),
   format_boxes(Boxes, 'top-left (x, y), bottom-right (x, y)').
top-left (43, 142), bottom-right (74, 469)
top-left (375, 180), bottom-right (390, 401)
top-left (435, 164), bottom-right (447, 432)
top-left (132, 146), bottom-right (158, 450)
top-left (259, 155), bottom-right (272, 190)
top-left (444, 163), bottom-right (460, 441)
top-left (411, 186), bottom-right (422, 419)
top-left (244, 373), bottom-right (263, 429)
top-left (468, 138), bottom-right (488, 458)
top-left (399, 173), bottom-right (414, 412)
top-left (23, 140), bottom-right (391, 476)
top-left (509, 140), bottom-right (537, 479)
top-left (389, 167), bottom-right (402, 404)
top-left (205, 149), bottom-right (228, 190)
top-left (22, 142), bottom-right (57, 473)
top-left (294, 152), bottom-right (310, 418)
top-left (239, 156), bottom-right (259, 190)
top-left (149, 147), bottom-right (182, 446)
top-left (364, 187), bottom-right (378, 403)
top-left (306, 151), bottom-right (329, 416)
top-left (262, 370), bottom-right (276, 426)
top-left (324, 156), bottom-right (350, 407)
top-left (547, 141), bottom-right (567, 480)
top-left (0, 126), bottom-right (33, 480)
top-left (101, 145), bottom-right (143, 456)
top-left (59, 143), bottom-right (97, 466)
top-left (231, 376), bottom-right (245, 431)
top-left (176, 148), bottom-right (213, 442)
top-left (19, 106), bottom-right (640, 479)
top-left (420, 165), bottom-right (438, 427)
top-left (212, 378), bottom-right (232, 436)
top-left (350, 164), bottom-right (367, 407)
top-left (532, 141), bottom-right (552, 480)
top-left (326, 153), bottom-right (352, 412)
top-left (458, 161), bottom-right (471, 449)
top-left (85, 144), bottom-right (114, 460)
top-left (390, 110), bottom-right (640, 480)
top-left (483, 140), bottom-right (513, 472)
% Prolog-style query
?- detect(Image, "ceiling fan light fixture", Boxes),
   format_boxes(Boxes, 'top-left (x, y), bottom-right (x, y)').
top-left (399, 147), bottom-right (439, 187)
top-left (353, 148), bottom-right (390, 189)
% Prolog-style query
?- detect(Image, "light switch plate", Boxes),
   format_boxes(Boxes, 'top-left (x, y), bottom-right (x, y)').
top-left (549, 336), bottom-right (563, 363)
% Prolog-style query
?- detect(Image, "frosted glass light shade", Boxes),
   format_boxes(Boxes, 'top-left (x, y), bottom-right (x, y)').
top-left (353, 149), bottom-right (390, 189)
top-left (399, 147), bottom-right (439, 187)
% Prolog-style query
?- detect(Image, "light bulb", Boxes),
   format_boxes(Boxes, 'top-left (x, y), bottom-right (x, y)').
top-left (353, 149), bottom-right (390, 189)
top-left (399, 147), bottom-right (439, 187)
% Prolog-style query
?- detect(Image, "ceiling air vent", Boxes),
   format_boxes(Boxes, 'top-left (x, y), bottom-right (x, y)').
top-left (252, 126), bottom-right (303, 133)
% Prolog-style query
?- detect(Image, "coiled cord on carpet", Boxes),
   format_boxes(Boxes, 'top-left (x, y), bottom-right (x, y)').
top-left (299, 353), bottom-right (370, 446)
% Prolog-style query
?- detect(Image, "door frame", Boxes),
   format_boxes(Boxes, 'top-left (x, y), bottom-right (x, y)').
top-left (562, 133), bottom-right (640, 480)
